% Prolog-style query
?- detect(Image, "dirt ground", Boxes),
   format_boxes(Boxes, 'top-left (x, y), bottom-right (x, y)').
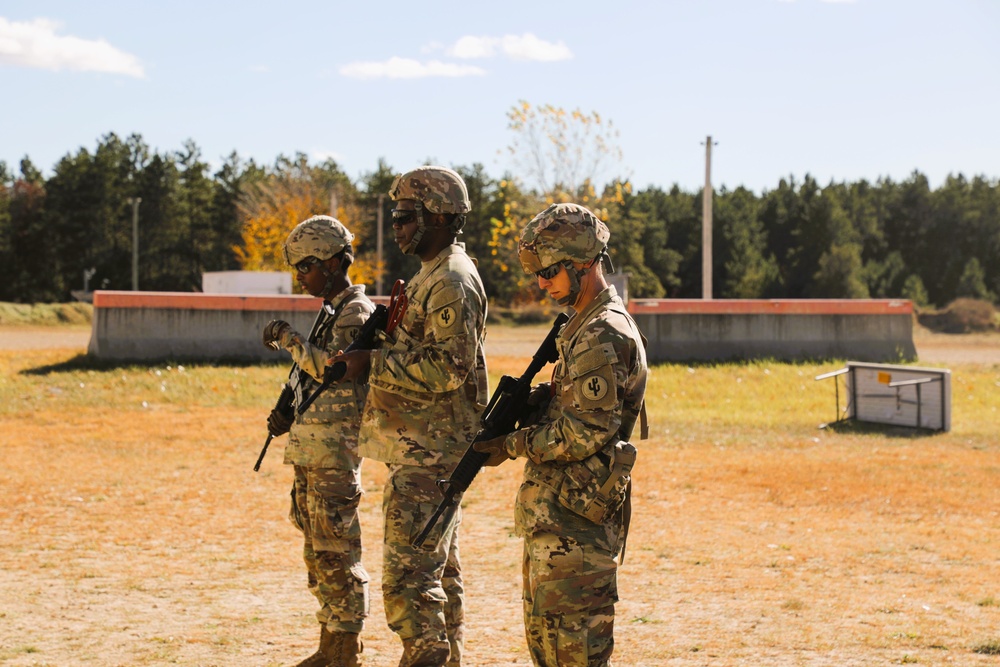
top-left (1, 325), bottom-right (998, 666)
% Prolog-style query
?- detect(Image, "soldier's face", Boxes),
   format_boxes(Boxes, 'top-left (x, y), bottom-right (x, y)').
top-left (536, 263), bottom-right (571, 302)
top-left (392, 200), bottom-right (419, 251)
top-left (296, 256), bottom-right (334, 297)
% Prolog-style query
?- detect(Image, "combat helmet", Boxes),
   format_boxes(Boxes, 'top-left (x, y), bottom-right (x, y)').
top-left (518, 203), bottom-right (614, 306)
top-left (389, 165), bottom-right (470, 254)
top-left (283, 215), bottom-right (355, 266)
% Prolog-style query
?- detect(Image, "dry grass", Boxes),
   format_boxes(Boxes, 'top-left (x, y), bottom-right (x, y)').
top-left (1, 334), bottom-right (999, 666)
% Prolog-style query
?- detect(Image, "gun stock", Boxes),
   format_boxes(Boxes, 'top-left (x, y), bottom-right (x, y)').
top-left (412, 311), bottom-right (569, 547)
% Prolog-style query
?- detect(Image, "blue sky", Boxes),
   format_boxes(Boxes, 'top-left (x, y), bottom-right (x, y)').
top-left (1, 0), bottom-right (998, 193)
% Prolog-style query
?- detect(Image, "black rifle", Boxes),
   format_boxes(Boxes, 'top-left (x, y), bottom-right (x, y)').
top-left (294, 303), bottom-right (389, 416)
top-left (253, 303), bottom-right (335, 472)
top-left (412, 311), bottom-right (569, 547)
top-left (253, 381), bottom-right (294, 472)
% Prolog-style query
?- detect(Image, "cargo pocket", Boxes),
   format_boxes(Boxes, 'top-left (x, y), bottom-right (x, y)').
top-left (289, 486), bottom-right (306, 533)
top-left (530, 569), bottom-right (618, 616)
top-left (348, 562), bottom-right (370, 618)
top-left (556, 442), bottom-right (636, 524)
top-left (312, 491), bottom-right (361, 552)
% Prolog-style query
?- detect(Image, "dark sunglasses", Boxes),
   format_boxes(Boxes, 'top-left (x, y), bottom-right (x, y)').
top-left (535, 263), bottom-right (563, 280)
top-left (391, 210), bottom-right (418, 226)
top-left (295, 257), bottom-right (321, 274)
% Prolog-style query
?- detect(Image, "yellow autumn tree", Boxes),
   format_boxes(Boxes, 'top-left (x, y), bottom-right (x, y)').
top-left (235, 156), bottom-right (378, 290)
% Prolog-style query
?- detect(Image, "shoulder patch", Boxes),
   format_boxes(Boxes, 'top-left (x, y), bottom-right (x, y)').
top-left (427, 283), bottom-right (464, 311)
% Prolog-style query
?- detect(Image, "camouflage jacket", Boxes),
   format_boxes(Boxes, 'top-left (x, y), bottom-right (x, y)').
top-left (505, 286), bottom-right (647, 539)
top-left (279, 284), bottom-right (374, 470)
top-left (359, 243), bottom-right (489, 468)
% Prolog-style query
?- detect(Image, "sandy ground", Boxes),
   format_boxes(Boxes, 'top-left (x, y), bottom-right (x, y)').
top-left (1, 324), bottom-right (998, 666)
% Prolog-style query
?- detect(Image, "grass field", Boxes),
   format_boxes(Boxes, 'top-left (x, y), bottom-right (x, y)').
top-left (1, 331), bottom-right (998, 666)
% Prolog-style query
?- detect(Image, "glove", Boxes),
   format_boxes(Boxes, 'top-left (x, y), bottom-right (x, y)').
top-left (521, 382), bottom-right (552, 427)
top-left (262, 320), bottom-right (292, 350)
top-left (472, 434), bottom-right (510, 467)
top-left (267, 407), bottom-right (294, 436)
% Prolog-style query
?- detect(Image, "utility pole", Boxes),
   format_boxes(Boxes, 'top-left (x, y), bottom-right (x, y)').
top-left (128, 197), bottom-right (141, 291)
top-left (376, 193), bottom-right (385, 296)
top-left (701, 136), bottom-right (717, 300)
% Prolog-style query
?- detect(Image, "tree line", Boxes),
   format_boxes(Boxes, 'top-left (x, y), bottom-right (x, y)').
top-left (1, 131), bottom-right (998, 308)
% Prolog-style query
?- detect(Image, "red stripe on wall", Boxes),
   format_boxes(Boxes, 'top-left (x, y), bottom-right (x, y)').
top-left (93, 291), bottom-right (323, 312)
top-left (627, 299), bottom-right (914, 315)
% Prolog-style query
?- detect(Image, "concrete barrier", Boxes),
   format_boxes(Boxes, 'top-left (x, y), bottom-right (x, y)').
top-left (628, 299), bottom-right (916, 363)
top-left (89, 291), bottom-right (916, 364)
top-left (89, 291), bottom-right (331, 362)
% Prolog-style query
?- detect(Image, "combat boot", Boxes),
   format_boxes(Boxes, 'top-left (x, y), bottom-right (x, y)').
top-left (294, 625), bottom-right (363, 667)
top-left (324, 631), bottom-right (363, 667)
top-left (292, 624), bottom-right (331, 667)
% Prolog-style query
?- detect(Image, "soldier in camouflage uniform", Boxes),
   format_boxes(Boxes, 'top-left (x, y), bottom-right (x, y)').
top-left (474, 203), bottom-right (647, 667)
top-left (262, 215), bottom-right (374, 667)
top-left (335, 166), bottom-right (488, 667)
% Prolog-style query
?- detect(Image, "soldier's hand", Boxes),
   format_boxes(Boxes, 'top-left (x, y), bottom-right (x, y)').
top-left (473, 435), bottom-right (510, 467)
top-left (267, 407), bottom-right (293, 436)
top-left (329, 349), bottom-right (372, 382)
top-left (527, 382), bottom-right (552, 406)
top-left (521, 382), bottom-right (552, 426)
top-left (262, 320), bottom-right (292, 350)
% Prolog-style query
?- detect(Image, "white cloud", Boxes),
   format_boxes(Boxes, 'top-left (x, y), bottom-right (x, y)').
top-left (339, 56), bottom-right (485, 80)
top-left (420, 40), bottom-right (445, 55)
top-left (450, 35), bottom-right (499, 59)
top-left (249, 64), bottom-right (271, 73)
top-left (501, 33), bottom-right (572, 62)
top-left (448, 33), bottom-right (572, 62)
top-left (0, 17), bottom-right (144, 77)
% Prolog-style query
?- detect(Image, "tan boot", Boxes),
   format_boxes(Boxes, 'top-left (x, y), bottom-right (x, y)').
top-left (324, 631), bottom-right (363, 667)
top-left (292, 626), bottom-right (333, 667)
top-left (397, 636), bottom-right (450, 667)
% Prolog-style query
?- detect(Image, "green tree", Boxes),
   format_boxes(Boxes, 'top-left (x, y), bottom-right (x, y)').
top-left (716, 186), bottom-right (780, 298)
top-left (812, 242), bottom-right (870, 298)
top-left (901, 274), bottom-right (930, 307)
top-left (957, 257), bottom-right (994, 301)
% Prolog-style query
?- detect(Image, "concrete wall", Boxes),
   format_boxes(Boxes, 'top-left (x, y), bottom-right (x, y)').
top-left (630, 299), bottom-right (916, 363)
top-left (89, 292), bottom-right (916, 364)
top-left (89, 291), bottom-right (328, 362)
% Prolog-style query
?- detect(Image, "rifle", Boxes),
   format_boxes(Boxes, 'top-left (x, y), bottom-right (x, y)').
top-left (254, 303), bottom-right (336, 472)
top-left (295, 279), bottom-right (408, 416)
top-left (294, 303), bottom-right (389, 415)
top-left (412, 311), bottom-right (569, 548)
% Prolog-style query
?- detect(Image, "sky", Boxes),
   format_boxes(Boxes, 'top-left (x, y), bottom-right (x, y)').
top-left (1, 0), bottom-right (998, 194)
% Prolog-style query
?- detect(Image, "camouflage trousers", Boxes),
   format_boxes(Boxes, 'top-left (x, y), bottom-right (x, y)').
top-left (290, 465), bottom-right (369, 633)
top-left (381, 464), bottom-right (464, 666)
top-left (521, 531), bottom-right (618, 667)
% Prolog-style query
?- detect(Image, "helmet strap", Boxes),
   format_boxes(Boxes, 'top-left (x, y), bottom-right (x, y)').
top-left (557, 260), bottom-right (584, 307)
top-left (400, 201), bottom-right (426, 255)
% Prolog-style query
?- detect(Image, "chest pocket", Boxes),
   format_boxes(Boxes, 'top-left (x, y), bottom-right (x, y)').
top-left (569, 342), bottom-right (619, 412)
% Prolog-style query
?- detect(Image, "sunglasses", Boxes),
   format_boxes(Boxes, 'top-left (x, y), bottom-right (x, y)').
top-left (535, 263), bottom-right (563, 280)
top-left (295, 257), bottom-right (321, 274)
top-left (391, 210), bottom-right (418, 226)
